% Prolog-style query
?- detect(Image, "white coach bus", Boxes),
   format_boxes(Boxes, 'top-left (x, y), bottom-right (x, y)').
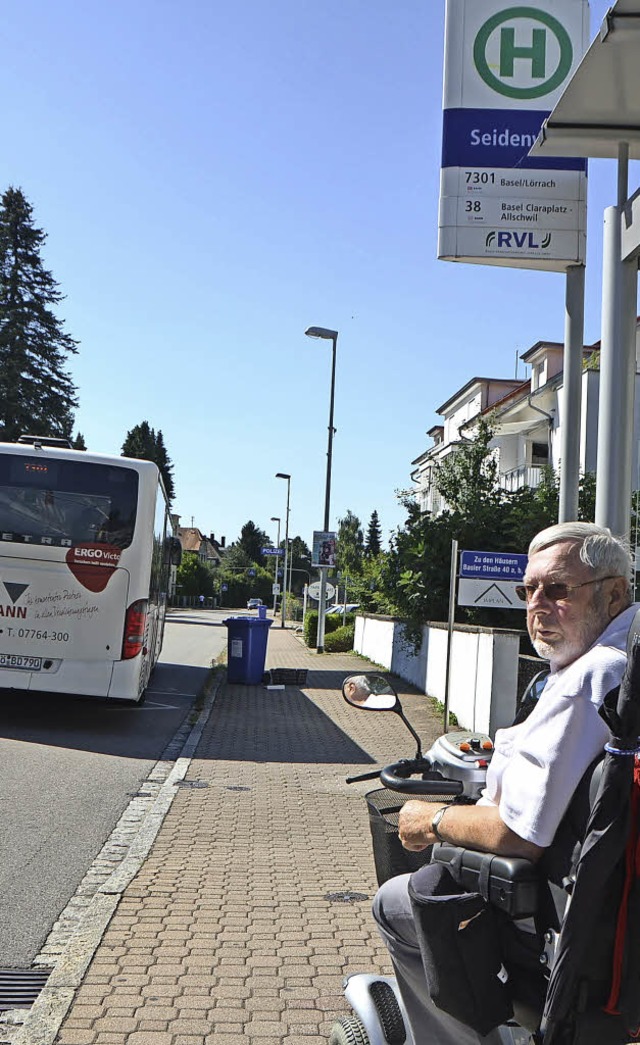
top-left (0, 437), bottom-right (181, 702)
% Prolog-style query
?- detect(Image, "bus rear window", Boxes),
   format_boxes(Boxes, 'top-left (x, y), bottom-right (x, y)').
top-left (0, 455), bottom-right (139, 549)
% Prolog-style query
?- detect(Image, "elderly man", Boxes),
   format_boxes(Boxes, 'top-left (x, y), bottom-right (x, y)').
top-left (372, 522), bottom-right (636, 1045)
top-left (344, 675), bottom-right (374, 705)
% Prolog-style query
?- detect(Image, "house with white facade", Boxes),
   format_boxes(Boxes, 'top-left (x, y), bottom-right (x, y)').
top-left (411, 376), bottom-right (525, 514)
top-left (411, 323), bottom-right (640, 514)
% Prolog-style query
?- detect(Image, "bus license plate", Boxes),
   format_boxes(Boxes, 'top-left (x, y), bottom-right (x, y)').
top-left (0, 654), bottom-right (42, 671)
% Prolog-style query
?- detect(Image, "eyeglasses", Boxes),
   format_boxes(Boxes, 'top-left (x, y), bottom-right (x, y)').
top-left (515, 576), bottom-right (619, 604)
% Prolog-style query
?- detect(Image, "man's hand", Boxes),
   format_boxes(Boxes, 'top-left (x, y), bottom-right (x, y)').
top-left (398, 799), bottom-right (544, 860)
top-left (398, 801), bottom-right (438, 852)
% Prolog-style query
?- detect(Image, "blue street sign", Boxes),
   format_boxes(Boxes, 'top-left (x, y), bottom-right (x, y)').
top-left (460, 550), bottom-right (527, 581)
top-left (262, 547), bottom-right (283, 556)
top-left (221, 584), bottom-right (228, 591)
top-left (248, 569), bottom-right (256, 577)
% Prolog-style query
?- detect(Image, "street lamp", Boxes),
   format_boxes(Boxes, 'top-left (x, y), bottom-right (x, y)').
top-left (275, 472), bottom-right (291, 628)
top-left (270, 516), bottom-right (280, 617)
top-left (305, 326), bottom-right (338, 653)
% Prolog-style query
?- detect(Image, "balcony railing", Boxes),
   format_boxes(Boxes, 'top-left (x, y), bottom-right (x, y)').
top-left (499, 466), bottom-right (544, 493)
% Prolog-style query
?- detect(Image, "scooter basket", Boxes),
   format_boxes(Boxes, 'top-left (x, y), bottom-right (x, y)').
top-left (365, 787), bottom-right (459, 887)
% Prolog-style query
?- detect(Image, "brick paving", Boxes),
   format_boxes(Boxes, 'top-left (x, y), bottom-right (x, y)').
top-left (53, 626), bottom-right (447, 1045)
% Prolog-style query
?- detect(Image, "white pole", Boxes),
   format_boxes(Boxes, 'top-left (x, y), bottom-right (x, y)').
top-left (595, 145), bottom-right (637, 539)
top-left (443, 539), bottom-right (458, 733)
top-left (558, 265), bottom-right (585, 523)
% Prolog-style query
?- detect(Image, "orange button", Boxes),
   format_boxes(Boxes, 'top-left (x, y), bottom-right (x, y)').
top-left (481, 740), bottom-right (493, 750)
top-left (459, 742), bottom-right (471, 752)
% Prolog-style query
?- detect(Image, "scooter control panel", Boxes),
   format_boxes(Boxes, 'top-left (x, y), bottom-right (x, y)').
top-left (440, 731), bottom-right (493, 762)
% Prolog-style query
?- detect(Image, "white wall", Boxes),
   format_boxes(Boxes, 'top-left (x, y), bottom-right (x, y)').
top-left (354, 615), bottom-right (521, 735)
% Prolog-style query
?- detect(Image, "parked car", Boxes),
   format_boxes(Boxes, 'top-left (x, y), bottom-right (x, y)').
top-left (326, 603), bottom-right (360, 616)
top-left (247, 598), bottom-right (263, 610)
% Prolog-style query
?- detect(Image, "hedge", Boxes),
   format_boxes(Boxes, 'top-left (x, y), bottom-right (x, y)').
top-left (303, 610), bottom-right (356, 648)
top-left (323, 623), bottom-right (355, 652)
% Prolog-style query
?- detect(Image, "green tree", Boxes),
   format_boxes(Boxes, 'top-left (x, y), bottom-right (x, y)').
top-left (382, 425), bottom-right (600, 643)
top-left (154, 430), bottom-right (175, 502)
top-left (365, 510), bottom-right (382, 557)
top-left (122, 420), bottom-right (156, 459)
top-left (175, 551), bottom-right (215, 597)
top-left (72, 432), bottom-right (87, 450)
top-left (434, 418), bottom-right (502, 518)
top-left (236, 520), bottom-right (270, 564)
top-left (336, 510), bottom-right (364, 577)
top-left (122, 421), bottom-right (176, 502)
top-left (286, 536), bottom-right (313, 595)
top-left (0, 187), bottom-right (78, 441)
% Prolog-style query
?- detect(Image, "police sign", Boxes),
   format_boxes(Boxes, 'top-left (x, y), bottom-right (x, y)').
top-left (438, 0), bottom-right (589, 272)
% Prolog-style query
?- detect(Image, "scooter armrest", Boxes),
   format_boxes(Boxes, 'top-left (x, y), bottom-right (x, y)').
top-left (430, 844), bottom-right (540, 919)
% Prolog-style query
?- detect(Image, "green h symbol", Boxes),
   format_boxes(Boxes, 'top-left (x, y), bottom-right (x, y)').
top-left (500, 26), bottom-right (546, 78)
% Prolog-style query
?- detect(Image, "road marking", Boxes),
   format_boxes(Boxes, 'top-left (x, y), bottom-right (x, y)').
top-left (105, 700), bottom-right (182, 711)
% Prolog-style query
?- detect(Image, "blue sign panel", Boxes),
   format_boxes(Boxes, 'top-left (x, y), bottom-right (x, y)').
top-left (441, 108), bottom-right (586, 172)
top-left (262, 547), bottom-right (283, 556)
top-left (460, 550), bottom-right (527, 580)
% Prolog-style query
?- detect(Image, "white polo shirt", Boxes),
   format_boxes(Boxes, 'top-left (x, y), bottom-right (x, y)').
top-left (477, 604), bottom-right (638, 848)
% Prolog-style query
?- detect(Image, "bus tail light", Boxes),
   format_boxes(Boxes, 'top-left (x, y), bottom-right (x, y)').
top-left (122, 600), bottom-right (148, 659)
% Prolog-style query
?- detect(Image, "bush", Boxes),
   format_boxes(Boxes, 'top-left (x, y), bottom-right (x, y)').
top-left (324, 624), bottom-right (355, 652)
top-left (303, 610), bottom-right (356, 647)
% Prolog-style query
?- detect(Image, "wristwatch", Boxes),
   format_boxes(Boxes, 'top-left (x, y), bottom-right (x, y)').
top-left (431, 805), bottom-right (449, 842)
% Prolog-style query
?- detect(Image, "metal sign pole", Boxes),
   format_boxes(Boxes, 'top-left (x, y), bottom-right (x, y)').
top-left (558, 264), bottom-right (585, 523)
top-left (443, 538), bottom-right (458, 733)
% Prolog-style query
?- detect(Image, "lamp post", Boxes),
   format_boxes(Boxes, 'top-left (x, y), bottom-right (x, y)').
top-left (275, 472), bottom-right (290, 628)
top-left (270, 516), bottom-right (280, 618)
top-left (305, 326), bottom-right (338, 653)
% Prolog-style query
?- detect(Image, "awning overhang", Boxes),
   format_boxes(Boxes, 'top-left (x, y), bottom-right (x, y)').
top-left (493, 418), bottom-right (550, 436)
top-left (530, 0), bottom-right (640, 161)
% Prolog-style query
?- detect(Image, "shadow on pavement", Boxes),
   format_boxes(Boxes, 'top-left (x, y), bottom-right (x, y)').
top-left (300, 666), bottom-right (425, 701)
top-left (0, 662), bottom-right (206, 757)
top-left (201, 684), bottom-right (376, 765)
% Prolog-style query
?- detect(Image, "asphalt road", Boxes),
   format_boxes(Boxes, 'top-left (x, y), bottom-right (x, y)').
top-left (0, 608), bottom-right (228, 968)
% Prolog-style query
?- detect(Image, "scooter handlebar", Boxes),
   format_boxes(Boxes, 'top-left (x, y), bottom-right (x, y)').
top-left (346, 769), bottom-right (388, 784)
top-left (380, 760), bottom-right (464, 796)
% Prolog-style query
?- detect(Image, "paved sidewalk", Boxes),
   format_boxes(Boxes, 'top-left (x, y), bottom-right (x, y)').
top-left (52, 627), bottom-right (446, 1045)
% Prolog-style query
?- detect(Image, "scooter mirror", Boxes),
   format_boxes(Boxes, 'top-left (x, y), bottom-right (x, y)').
top-left (342, 673), bottom-right (398, 711)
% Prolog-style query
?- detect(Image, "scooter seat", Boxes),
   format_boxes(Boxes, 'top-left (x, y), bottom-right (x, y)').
top-left (430, 843), bottom-right (540, 919)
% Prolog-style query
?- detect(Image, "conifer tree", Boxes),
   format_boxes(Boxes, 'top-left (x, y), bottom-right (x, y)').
top-left (122, 421), bottom-right (176, 503)
top-left (154, 429), bottom-right (175, 502)
top-left (365, 509), bottom-right (382, 556)
top-left (0, 187), bottom-right (79, 441)
top-left (122, 420), bottom-right (156, 461)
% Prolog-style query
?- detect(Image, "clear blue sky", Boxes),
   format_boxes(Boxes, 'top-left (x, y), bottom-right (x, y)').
top-left (1, 0), bottom-right (636, 551)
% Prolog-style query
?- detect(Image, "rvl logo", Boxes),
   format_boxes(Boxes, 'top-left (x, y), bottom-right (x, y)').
top-left (486, 231), bottom-right (552, 249)
top-left (474, 7), bottom-right (573, 100)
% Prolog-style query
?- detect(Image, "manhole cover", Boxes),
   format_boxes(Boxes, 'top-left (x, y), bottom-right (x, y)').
top-left (226, 785), bottom-right (251, 792)
top-left (324, 891), bottom-right (369, 903)
top-left (175, 780), bottom-right (209, 789)
top-left (0, 968), bottom-right (53, 1011)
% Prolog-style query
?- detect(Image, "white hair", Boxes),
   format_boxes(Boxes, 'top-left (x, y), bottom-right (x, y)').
top-left (345, 674), bottom-right (372, 690)
top-left (528, 522), bottom-right (632, 599)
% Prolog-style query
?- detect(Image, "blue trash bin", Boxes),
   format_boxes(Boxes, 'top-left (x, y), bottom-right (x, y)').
top-left (223, 616), bottom-right (273, 684)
